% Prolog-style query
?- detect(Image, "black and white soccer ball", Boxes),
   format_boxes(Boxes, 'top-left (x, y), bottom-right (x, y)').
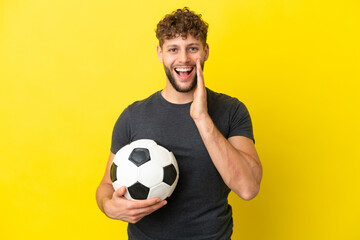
top-left (110, 139), bottom-right (179, 200)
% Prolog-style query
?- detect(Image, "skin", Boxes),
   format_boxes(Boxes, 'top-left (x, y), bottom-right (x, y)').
top-left (96, 153), bottom-right (166, 223)
top-left (158, 34), bottom-right (262, 199)
top-left (157, 34), bottom-right (209, 104)
top-left (96, 34), bottom-right (262, 224)
top-left (191, 63), bottom-right (263, 199)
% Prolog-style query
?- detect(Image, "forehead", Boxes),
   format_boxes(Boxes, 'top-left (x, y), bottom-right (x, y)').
top-left (162, 34), bottom-right (203, 48)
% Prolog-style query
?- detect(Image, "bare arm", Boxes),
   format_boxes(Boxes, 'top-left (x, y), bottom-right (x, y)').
top-left (194, 119), bottom-right (262, 200)
top-left (96, 153), bottom-right (167, 223)
top-left (190, 59), bottom-right (262, 200)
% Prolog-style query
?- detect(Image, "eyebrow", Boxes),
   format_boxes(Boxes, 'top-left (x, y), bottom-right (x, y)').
top-left (166, 43), bottom-right (201, 49)
top-left (165, 45), bottom-right (178, 49)
top-left (188, 43), bottom-right (201, 47)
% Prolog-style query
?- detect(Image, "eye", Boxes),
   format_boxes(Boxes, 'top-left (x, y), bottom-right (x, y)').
top-left (168, 48), bottom-right (177, 53)
top-left (189, 47), bottom-right (198, 52)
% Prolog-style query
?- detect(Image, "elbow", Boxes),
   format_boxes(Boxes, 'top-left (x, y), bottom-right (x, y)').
top-left (230, 165), bottom-right (263, 201)
top-left (240, 190), bottom-right (259, 201)
top-left (235, 183), bottom-right (261, 201)
top-left (240, 167), bottom-right (263, 201)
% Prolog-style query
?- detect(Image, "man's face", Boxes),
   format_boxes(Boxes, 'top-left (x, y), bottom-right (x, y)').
top-left (157, 34), bottom-right (209, 93)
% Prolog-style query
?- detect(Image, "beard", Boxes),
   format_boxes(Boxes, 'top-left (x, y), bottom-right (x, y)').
top-left (163, 61), bottom-right (205, 93)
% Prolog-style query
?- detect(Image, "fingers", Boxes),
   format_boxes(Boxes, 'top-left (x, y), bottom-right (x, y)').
top-left (196, 58), bottom-right (201, 72)
top-left (114, 186), bottom-right (162, 207)
top-left (116, 187), bottom-right (167, 213)
top-left (130, 199), bottom-right (167, 217)
top-left (131, 197), bottom-right (162, 208)
top-left (196, 58), bottom-right (204, 81)
top-left (109, 186), bottom-right (167, 223)
top-left (123, 198), bottom-right (167, 224)
top-left (196, 58), bottom-right (205, 92)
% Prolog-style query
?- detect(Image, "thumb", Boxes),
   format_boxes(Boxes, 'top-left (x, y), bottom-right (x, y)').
top-left (114, 186), bottom-right (126, 198)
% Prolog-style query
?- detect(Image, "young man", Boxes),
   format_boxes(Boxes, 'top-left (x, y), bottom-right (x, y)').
top-left (96, 7), bottom-right (262, 240)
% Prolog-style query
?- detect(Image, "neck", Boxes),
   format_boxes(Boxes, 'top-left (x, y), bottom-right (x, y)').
top-left (161, 83), bottom-right (195, 104)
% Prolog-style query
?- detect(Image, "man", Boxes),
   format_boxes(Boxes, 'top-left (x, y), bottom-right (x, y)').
top-left (96, 7), bottom-right (262, 240)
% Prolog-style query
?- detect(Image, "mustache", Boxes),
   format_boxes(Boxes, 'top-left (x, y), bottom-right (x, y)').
top-left (172, 64), bottom-right (196, 68)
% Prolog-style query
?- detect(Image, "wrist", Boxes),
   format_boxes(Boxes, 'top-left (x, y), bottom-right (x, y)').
top-left (191, 111), bottom-right (210, 123)
top-left (102, 197), bottom-right (113, 215)
top-left (193, 113), bottom-right (214, 132)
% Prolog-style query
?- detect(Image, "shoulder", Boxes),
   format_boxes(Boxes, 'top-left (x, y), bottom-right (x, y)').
top-left (126, 91), bottom-right (161, 112)
top-left (115, 91), bottom-right (160, 122)
top-left (206, 88), bottom-right (253, 140)
top-left (206, 88), bottom-right (246, 111)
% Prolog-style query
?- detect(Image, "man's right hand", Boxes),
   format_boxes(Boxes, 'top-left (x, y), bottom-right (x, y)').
top-left (102, 186), bottom-right (167, 224)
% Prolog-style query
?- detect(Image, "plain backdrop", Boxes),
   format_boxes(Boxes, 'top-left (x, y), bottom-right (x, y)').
top-left (1, 0), bottom-right (359, 239)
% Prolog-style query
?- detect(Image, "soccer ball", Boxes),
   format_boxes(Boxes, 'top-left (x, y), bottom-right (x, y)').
top-left (110, 139), bottom-right (179, 200)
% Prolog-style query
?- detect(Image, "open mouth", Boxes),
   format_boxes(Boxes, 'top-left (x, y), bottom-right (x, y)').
top-left (174, 66), bottom-right (194, 79)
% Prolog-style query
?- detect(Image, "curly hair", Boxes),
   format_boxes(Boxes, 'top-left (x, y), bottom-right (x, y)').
top-left (156, 7), bottom-right (209, 48)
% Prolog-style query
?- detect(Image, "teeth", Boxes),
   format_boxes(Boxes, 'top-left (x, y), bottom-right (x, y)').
top-left (175, 67), bottom-right (193, 72)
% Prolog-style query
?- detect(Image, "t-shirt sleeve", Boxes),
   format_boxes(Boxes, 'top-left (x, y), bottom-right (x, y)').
top-left (111, 107), bottom-right (132, 154)
top-left (228, 100), bottom-right (255, 143)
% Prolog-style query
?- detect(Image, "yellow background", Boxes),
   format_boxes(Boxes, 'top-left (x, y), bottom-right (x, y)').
top-left (1, 0), bottom-right (359, 239)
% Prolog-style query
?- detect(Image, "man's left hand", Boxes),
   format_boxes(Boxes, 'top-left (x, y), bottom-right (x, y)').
top-left (190, 58), bottom-right (208, 121)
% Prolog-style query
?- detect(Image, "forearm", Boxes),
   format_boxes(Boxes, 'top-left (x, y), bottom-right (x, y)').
top-left (193, 114), bottom-right (262, 200)
top-left (96, 182), bottom-right (114, 213)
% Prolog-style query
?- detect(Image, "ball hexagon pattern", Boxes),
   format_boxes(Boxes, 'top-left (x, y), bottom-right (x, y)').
top-left (110, 139), bottom-right (179, 200)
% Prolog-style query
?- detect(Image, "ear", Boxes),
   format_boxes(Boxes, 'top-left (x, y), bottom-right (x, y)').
top-left (157, 45), bottom-right (163, 63)
top-left (204, 43), bottom-right (209, 61)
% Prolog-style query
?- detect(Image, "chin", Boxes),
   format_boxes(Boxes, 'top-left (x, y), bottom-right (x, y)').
top-left (172, 77), bottom-right (197, 93)
top-left (164, 64), bottom-right (198, 93)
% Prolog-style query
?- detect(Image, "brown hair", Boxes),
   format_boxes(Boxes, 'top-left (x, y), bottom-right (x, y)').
top-left (156, 7), bottom-right (209, 48)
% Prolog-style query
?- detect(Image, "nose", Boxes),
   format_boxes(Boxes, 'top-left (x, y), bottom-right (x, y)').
top-left (178, 50), bottom-right (190, 63)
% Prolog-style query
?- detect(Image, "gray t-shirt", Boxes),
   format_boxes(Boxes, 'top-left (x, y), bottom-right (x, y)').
top-left (111, 88), bottom-right (254, 240)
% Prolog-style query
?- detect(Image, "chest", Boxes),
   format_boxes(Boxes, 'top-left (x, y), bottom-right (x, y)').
top-left (128, 106), bottom-right (230, 183)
